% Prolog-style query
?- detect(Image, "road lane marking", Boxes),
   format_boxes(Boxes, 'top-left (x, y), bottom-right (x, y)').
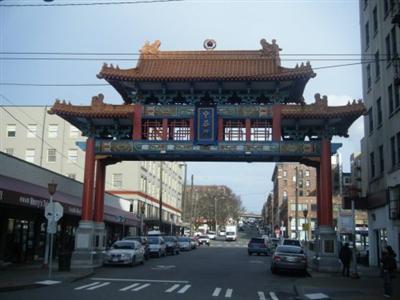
top-left (132, 283), bottom-right (151, 291)
top-left (85, 282), bottom-right (110, 290)
top-left (269, 291), bottom-right (279, 300)
top-left (225, 288), bottom-right (233, 298)
top-left (91, 277), bottom-right (188, 283)
top-left (212, 287), bottom-right (222, 296)
top-left (165, 284), bottom-right (180, 293)
top-left (258, 291), bottom-right (266, 300)
top-left (75, 282), bottom-right (101, 290)
top-left (177, 284), bottom-right (191, 294)
top-left (120, 283), bottom-right (140, 291)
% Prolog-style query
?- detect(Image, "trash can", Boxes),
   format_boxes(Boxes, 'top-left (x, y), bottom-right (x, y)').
top-left (58, 252), bottom-right (72, 271)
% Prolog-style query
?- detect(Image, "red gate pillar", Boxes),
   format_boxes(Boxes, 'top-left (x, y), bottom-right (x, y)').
top-left (132, 103), bottom-right (142, 140)
top-left (319, 138), bottom-right (333, 227)
top-left (272, 105), bottom-right (281, 142)
top-left (316, 165), bottom-right (321, 226)
top-left (93, 159), bottom-right (106, 222)
top-left (245, 119), bottom-right (251, 142)
top-left (81, 137), bottom-right (95, 221)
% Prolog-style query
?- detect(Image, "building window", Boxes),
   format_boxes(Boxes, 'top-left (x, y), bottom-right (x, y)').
top-left (299, 170), bottom-right (304, 178)
top-left (27, 124), bottom-right (37, 138)
top-left (391, 136), bottom-right (396, 167)
top-left (389, 84), bottom-right (394, 114)
top-left (168, 119), bottom-right (191, 141)
top-left (370, 151), bottom-right (375, 178)
top-left (366, 64), bottom-right (371, 90)
top-left (47, 149), bottom-right (56, 163)
top-left (68, 174), bottom-right (76, 180)
top-left (112, 173), bottom-right (123, 188)
top-left (25, 149), bottom-right (35, 163)
top-left (299, 190), bottom-right (304, 197)
top-left (306, 180), bottom-right (310, 187)
top-left (283, 170), bottom-right (287, 177)
top-left (368, 107), bottom-right (374, 134)
top-left (392, 27), bottom-right (398, 58)
top-left (142, 119), bottom-right (163, 140)
top-left (305, 169), bottom-right (310, 177)
top-left (311, 204), bottom-right (317, 211)
top-left (224, 120), bottom-right (245, 141)
top-left (365, 22), bottom-right (370, 49)
top-left (373, 6), bottom-right (378, 34)
top-left (397, 132), bottom-right (400, 164)
top-left (6, 124), bottom-right (16, 137)
top-left (377, 98), bottom-right (382, 125)
top-left (67, 149), bottom-right (78, 163)
top-left (386, 34), bottom-right (392, 62)
top-left (299, 180), bottom-right (303, 188)
top-left (395, 83), bottom-right (400, 109)
top-left (48, 124), bottom-right (58, 138)
top-left (384, 0), bottom-right (389, 18)
top-left (5, 148), bottom-right (14, 155)
top-left (69, 125), bottom-right (81, 138)
top-left (283, 190), bottom-right (288, 201)
top-left (379, 145), bottom-right (384, 173)
top-left (375, 51), bottom-right (380, 80)
top-left (250, 119), bottom-right (272, 141)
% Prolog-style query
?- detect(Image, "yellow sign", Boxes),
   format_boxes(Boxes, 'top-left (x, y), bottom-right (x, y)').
top-left (302, 223), bottom-right (310, 230)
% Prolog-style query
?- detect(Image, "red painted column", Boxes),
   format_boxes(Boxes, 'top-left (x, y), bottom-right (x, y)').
top-left (133, 103), bottom-right (142, 140)
top-left (218, 118), bottom-right (224, 141)
top-left (81, 137), bottom-right (95, 221)
top-left (93, 160), bottom-right (106, 222)
top-left (162, 118), bottom-right (168, 140)
top-left (245, 119), bottom-right (251, 142)
top-left (272, 105), bottom-right (282, 142)
top-left (319, 138), bottom-right (333, 227)
top-left (189, 118), bottom-right (195, 141)
top-left (316, 165), bottom-right (321, 226)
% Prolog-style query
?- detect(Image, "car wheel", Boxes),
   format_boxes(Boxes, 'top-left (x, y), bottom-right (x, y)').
top-left (257, 253), bottom-right (260, 256)
top-left (158, 251), bottom-right (161, 258)
top-left (171, 249), bottom-right (175, 256)
top-left (130, 256), bottom-right (136, 267)
top-left (140, 257), bottom-right (144, 265)
top-left (162, 250), bottom-right (166, 257)
top-left (248, 252), bottom-right (252, 256)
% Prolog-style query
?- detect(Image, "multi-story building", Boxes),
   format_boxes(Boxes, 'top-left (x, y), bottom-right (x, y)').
top-left (359, 0), bottom-right (400, 266)
top-left (0, 106), bottom-right (184, 231)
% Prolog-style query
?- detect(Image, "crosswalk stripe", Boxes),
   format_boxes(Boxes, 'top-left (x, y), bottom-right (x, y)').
top-left (120, 283), bottom-right (140, 291)
top-left (258, 291), bottom-right (266, 300)
top-left (269, 291), bottom-right (279, 300)
top-left (177, 284), bottom-right (191, 294)
top-left (165, 284), bottom-right (180, 293)
top-left (225, 288), bottom-right (233, 298)
top-left (75, 282), bottom-right (101, 290)
top-left (86, 282), bottom-right (110, 290)
top-left (212, 287), bottom-right (222, 297)
top-left (132, 283), bottom-right (151, 291)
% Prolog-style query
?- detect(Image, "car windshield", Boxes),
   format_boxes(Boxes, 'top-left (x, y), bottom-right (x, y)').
top-left (227, 232), bottom-right (235, 235)
top-left (276, 246), bottom-right (304, 254)
top-left (250, 238), bottom-right (264, 243)
top-left (164, 237), bottom-right (175, 242)
top-left (200, 235), bottom-right (209, 238)
top-left (112, 241), bottom-right (135, 249)
top-left (283, 240), bottom-right (300, 246)
top-left (178, 237), bottom-right (190, 242)
top-left (148, 237), bottom-right (160, 244)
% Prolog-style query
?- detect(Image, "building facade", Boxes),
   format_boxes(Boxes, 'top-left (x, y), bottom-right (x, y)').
top-left (359, 0), bottom-right (400, 266)
top-left (0, 106), bottom-right (184, 231)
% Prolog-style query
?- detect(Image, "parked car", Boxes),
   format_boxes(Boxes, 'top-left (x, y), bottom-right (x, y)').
top-left (198, 235), bottom-right (210, 246)
top-left (280, 239), bottom-right (302, 247)
top-left (178, 236), bottom-right (191, 251)
top-left (270, 245), bottom-right (307, 274)
top-left (219, 231), bottom-right (226, 237)
top-left (248, 237), bottom-right (269, 256)
top-left (163, 236), bottom-right (180, 255)
top-left (147, 236), bottom-right (167, 258)
top-left (207, 231), bottom-right (216, 240)
top-left (190, 237), bottom-right (198, 249)
top-left (123, 236), bottom-right (150, 260)
top-left (103, 240), bottom-right (145, 266)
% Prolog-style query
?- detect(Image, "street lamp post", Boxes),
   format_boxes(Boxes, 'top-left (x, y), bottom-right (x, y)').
top-left (47, 181), bottom-right (57, 278)
top-left (288, 216), bottom-right (293, 238)
top-left (303, 209), bottom-right (308, 242)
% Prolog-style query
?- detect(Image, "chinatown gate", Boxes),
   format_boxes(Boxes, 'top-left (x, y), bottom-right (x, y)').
top-left (50, 39), bottom-right (365, 271)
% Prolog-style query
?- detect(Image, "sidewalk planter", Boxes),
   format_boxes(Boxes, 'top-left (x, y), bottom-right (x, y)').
top-left (58, 252), bottom-right (72, 271)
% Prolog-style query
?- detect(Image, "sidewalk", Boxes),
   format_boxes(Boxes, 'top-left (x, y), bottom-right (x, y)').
top-left (0, 261), bottom-right (94, 292)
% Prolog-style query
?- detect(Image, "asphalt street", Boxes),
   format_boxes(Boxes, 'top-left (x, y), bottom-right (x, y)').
top-left (1, 227), bottom-right (305, 300)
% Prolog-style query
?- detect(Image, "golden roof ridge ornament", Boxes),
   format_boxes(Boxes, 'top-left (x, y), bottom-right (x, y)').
top-left (140, 40), bottom-right (161, 55)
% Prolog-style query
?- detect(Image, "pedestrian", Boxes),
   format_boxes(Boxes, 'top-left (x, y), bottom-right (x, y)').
top-left (339, 243), bottom-right (352, 277)
top-left (381, 245), bottom-right (397, 298)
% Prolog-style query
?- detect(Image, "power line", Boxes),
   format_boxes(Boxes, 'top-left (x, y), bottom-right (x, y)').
top-left (0, 0), bottom-right (184, 7)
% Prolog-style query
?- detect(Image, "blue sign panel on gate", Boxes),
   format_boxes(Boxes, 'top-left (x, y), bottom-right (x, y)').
top-left (195, 107), bottom-right (217, 145)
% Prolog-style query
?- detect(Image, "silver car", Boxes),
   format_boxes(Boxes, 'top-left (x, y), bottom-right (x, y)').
top-left (103, 240), bottom-right (145, 266)
top-left (178, 237), bottom-right (191, 251)
top-left (270, 245), bottom-right (307, 274)
top-left (147, 236), bottom-right (167, 258)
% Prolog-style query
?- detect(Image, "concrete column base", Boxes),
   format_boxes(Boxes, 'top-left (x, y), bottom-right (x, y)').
top-left (71, 220), bottom-right (106, 269)
top-left (312, 225), bottom-right (341, 273)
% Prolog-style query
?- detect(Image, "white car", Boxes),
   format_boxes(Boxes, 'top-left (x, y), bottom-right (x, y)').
top-left (207, 231), bottom-right (216, 240)
top-left (147, 236), bottom-right (167, 257)
top-left (103, 240), bottom-right (145, 266)
top-left (198, 235), bottom-right (210, 246)
top-left (219, 231), bottom-right (226, 237)
top-left (178, 236), bottom-right (191, 251)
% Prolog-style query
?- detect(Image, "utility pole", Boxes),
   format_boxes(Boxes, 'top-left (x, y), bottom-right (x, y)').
top-left (214, 197), bottom-right (218, 233)
top-left (295, 166), bottom-right (299, 239)
top-left (181, 163), bottom-right (187, 222)
top-left (159, 162), bottom-right (163, 232)
top-left (189, 175), bottom-right (194, 235)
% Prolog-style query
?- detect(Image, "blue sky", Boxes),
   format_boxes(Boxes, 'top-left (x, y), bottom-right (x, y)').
top-left (0, 0), bottom-right (364, 213)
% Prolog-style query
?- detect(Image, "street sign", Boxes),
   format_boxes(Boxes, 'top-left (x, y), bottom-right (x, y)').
top-left (302, 223), bottom-right (310, 231)
top-left (47, 220), bottom-right (57, 234)
top-left (45, 202), bottom-right (64, 222)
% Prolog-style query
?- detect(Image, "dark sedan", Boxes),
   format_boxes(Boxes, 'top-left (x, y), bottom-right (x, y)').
top-left (270, 245), bottom-right (307, 274)
top-left (248, 237), bottom-right (269, 256)
top-left (163, 236), bottom-right (180, 255)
